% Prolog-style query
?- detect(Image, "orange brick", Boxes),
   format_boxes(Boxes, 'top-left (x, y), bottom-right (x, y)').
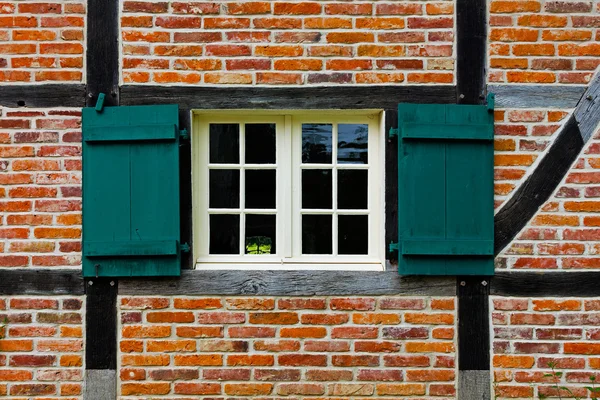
top-left (377, 383), bottom-right (426, 396)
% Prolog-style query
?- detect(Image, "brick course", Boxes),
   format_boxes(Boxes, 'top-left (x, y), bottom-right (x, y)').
top-left (493, 297), bottom-right (600, 399)
top-left (0, 1), bottom-right (85, 83)
top-left (0, 296), bottom-right (84, 399)
top-left (117, 296), bottom-right (457, 398)
top-left (489, 0), bottom-right (600, 84)
top-left (120, 0), bottom-right (455, 85)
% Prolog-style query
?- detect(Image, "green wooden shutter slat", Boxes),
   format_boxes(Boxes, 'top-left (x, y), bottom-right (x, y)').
top-left (402, 123), bottom-right (493, 140)
top-left (84, 240), bottom-right (178, 257)
top-left (82, 104), bottom-right (181, 277)
top-left (401, 239), bottom-right (494, 256)
top-left (397, 101), bottom-right (494, 276)
top-left (85, 124), bottom-right (178, 142)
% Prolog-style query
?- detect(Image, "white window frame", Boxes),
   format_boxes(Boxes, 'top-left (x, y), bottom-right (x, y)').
top-left (192, 110), bottom-right (385, 271)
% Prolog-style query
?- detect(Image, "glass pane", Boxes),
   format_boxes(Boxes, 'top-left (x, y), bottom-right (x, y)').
top-left (245, 123), bottom-right (276, 164)
top-left (302, 169), bottom-right (332, 209)
top-left (245, 170), bottom-right (276, 209)
top-left (302, 124), bottom-right (332, 164)
top-left (338, 170), bottom-right (368, 210)
top-left (245, 214), bottom-right (276, 255)
top-left (209, 169), bottom-right (239, 208)
top-left (210, 123), bottom-right (239, 164)
top-left (338, 123), bottom-right (368, 164)
top-left (338, 215), bottom-right (368, 255)
top-left (210, 214), bottom-right (240, 254)
top-left (302, 215), bottom-right (332, 254)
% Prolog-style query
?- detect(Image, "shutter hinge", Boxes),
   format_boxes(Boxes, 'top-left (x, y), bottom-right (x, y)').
top-left (389, 127), bottom-right (399, 139)
top-left (486, 92), bottom-right (495, 112)
top-left (94, 93), bottom-right (106, 112)
top-left (388, 242), bottom-right (399, 252)
top-left (179, 129), bottom-right (189, 140)
top-left (180, 242), bottom-right (190, 253)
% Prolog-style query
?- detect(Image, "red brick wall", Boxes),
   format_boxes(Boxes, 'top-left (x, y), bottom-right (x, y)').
top-left (0, 108), bottom-right (82, 269)
top-left (494, 108), bottom-right (571, 209)
top-left (0, 296), bottom-right (84, 398)
top-left (498, 123), bottom-right (600, 269)
top-left (0, 1), bottom-right (85, 83)
top-left (118, 296), bottom-right (456, 398)
top-left (120, 0), bottom-right (455, 85)
top-left (492, 297), bottom-right (600, 399)
top-left (489, 0), bottom-right (600, 84)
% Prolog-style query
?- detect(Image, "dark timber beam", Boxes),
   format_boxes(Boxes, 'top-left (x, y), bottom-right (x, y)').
top-left (85, 0), bottom-right (119, 107)
top-left (456, 0), bottom-right (490, 397)
top-left (119, 85), bottom-right (457, 109)
top-left (0, 84), bottom-right (86, 108)
top-left (456, 0), bottom-right (486, 104)
top-left (0, 269), bottom-right (84, 295)
top-left (492, 272), bottom-right (600, 297)
top-left (84, 0), bottom-right (119, 398)
top-left (118, 270), bottom-right (457, 296)
top-left (495, 72), bottom-right (600, 255)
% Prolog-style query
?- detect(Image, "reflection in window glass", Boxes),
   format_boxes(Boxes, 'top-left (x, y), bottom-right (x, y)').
top-left (209, 169), bottom-right (239, 208)
top-left (302, 169), bottom-right (332, 209)
top-left (338, 215), bottom-right (368, 255)
top-left (210, 124), bottom-right (239, 164)
top-left (246, 123), bottom-right (276, 164)
top-left (245, 214), bottom-right (276, 254)
top-left (246, 170), bottom-right (276, 209)
top-left (302, 214), bottom-right (332, 254)
top-left (210, 214), bottom-right (239, 254)
top-left (338, 124), bottom-right (368, 164)
top-left (302, 124), bottom-right (332, 164)
top-left (338, 170), bottom-right (368, 210)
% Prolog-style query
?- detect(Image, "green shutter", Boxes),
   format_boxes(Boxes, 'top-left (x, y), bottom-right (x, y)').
top-left (82, 104), bottom-right (182, 277)
top-left (395, 99), bottom-right (494, 276)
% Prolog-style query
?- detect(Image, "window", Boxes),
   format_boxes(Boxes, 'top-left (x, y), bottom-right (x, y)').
top-left (192, 111), bottom-right (384, 270)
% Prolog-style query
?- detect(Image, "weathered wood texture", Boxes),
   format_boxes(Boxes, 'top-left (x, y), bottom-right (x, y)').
top-left (119, 270), bottom-right (456, 296)
top-left (491, 272), bottom-right (600, 297)
top-left (490, 85), bottom-right (585, 109)
top-left (456, 0), bottom-right (487, 104)
top-left (0, 269), bottom-right (84, 295)
top-left (179, 109), bottom-right (193, 269)
top-left (385, 109), bottom-right (399, 264)
top-left (86, 0), bottom-right (119, 107)
top-left (0, 84), bottom-right (86, 108)
top-left (85, 279), bottom-right (117, 369)
top-left (574, 73), bottom-right (600, 142)
top-left (120, 85), bottom-right (457, 109)
top-left (459, 370), bottom-right (491, 400)
top-left (458, 277), bottom-right (490, 370)
top-left (84, 370), bottom-right (116, 400)
top-left (494, 115), bottom-right (584, 254)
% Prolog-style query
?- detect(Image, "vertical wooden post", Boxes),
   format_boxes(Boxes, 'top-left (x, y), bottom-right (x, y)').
top-left (84, 0), bottom-right (119, 398)
top-left (456, 0), bottom-right (491, 397)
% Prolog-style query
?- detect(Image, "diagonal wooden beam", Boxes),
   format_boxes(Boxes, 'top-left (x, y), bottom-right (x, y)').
top-left (494, 71), bottom-right (600, 255)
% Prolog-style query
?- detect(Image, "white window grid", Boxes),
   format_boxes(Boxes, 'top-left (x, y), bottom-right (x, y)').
top-left (192, 110), bottom-right (385, 271)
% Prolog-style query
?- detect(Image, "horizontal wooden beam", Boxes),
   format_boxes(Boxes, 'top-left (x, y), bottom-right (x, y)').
top-left (490, 84), bottom-right (585, 109)
top-left (120, 85), bottom-right (457, 109)
top-left (0, 84), bottom-right (86, 108)
top-left (491, 271), bottom-right (600, 297)
top-left (0, 269), bottom-right (84, 295)
top-left (119, 270), bottom-right (456, 296)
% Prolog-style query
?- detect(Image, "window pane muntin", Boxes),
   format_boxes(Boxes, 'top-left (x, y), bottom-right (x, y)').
top-left (295, 117), bottom-right (376, 258)
top-left (195, 112), bottom-right (382, 266)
